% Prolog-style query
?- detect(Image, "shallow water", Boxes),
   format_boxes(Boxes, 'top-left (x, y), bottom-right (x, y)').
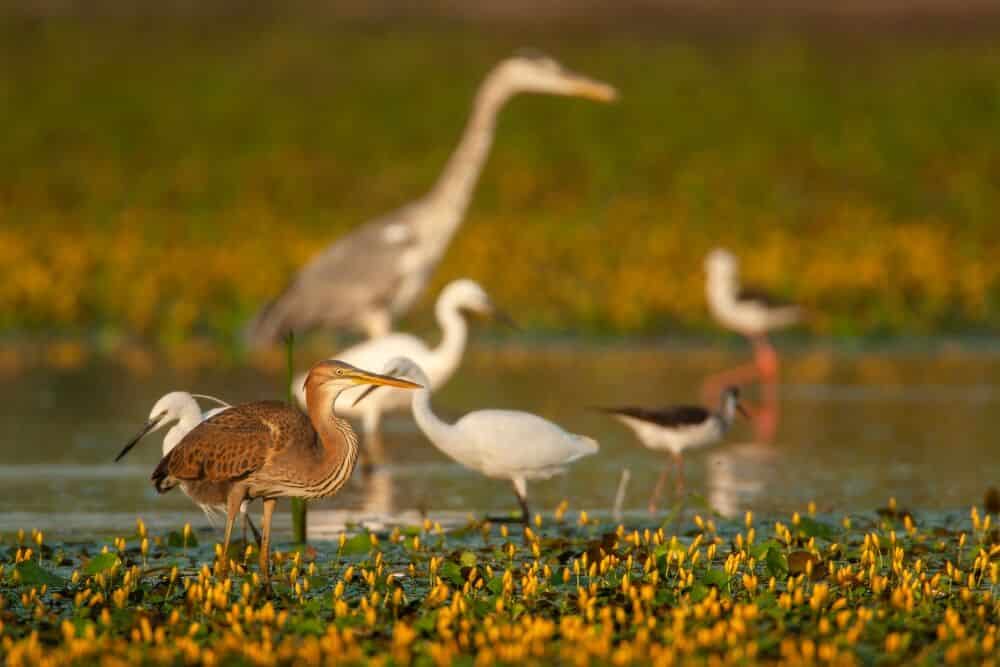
top-left (1, 341), bottom-right (998, 536)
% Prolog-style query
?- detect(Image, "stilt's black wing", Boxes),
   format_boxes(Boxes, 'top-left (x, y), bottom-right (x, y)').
top-left (602, 405), bottom-right (710, 428)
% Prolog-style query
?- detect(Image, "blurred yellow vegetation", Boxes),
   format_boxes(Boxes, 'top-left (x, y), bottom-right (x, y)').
top-left (1, 209), bottom-right (997, 344)
top-left (1, 21), bottom-right (999, 342)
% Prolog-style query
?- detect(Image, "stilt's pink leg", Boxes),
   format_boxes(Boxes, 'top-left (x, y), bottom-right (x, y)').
top-left (649, 458), bottom-right (671, 514)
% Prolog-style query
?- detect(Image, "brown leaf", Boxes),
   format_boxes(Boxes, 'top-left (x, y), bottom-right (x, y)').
top-left (985, 487), bottom-right (1000, 515)
top-left (787, 551), bottom-right (825, 580)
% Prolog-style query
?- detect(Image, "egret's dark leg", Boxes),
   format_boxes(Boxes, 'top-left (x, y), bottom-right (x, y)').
top-left (259, 498), bottom-right (277, 586)
top-left (512, 479), bottom-right (531, 526)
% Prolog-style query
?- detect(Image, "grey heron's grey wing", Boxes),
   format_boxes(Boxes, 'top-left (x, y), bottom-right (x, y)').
top-left (244, 206), bottom-right (421, 347)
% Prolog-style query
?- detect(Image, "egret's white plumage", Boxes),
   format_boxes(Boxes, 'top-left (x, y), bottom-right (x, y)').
top-left (369, 357), bottom-right (599, 520)
top-left (294, 279), bottom-right (495, 439)
top-left (117, 392), bottom-right (255, 537)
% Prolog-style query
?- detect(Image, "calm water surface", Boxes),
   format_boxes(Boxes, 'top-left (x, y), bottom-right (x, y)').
top-left (1, 342), bottom-right (998, 536)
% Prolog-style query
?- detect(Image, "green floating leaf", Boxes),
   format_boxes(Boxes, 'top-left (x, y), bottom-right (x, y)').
top-left (459, 551), bottom-right (477, 568)
top-left (340, 532), bottom-right (373, 556)
top-left (689, 582), bottom-right (709, 603)
top-left (439, 561), bottom-right (464, 587)
top-left (796, 517), bottom-right (835, 540)
top-left (15, 560), bottom-right (67, 587)
top-left (702, 568), bottom-right (728, 589)
top-left (84, 552), bottom-right (121, 575)
top-left (167, 531), bottom-right (199, 548)
top-left (749, 539), bottom-right (782, 560)
top-left (766, 545), bottom-right (788, 578)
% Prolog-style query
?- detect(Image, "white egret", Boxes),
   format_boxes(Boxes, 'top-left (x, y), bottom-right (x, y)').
top-left (293, 279), bottom-right (502, 441)
top-left (114, 392), bottom-right (259, 544)
top-left (356, 357), bottom-right (599, 522)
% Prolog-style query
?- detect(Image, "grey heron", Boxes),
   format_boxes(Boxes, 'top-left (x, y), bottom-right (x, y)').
top-left (245, 52), bottom-right (616, 347)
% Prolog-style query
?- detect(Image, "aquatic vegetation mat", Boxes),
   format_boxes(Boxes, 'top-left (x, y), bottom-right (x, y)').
top-left (2, 503), bottom-right (999, 665)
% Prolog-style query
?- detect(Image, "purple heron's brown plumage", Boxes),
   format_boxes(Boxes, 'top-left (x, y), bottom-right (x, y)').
top-left (150, 360), bottom-right (421, 583)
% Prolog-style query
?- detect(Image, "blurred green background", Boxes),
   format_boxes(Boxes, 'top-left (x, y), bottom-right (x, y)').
top-left (2, 3), bottom-right (1000, 348)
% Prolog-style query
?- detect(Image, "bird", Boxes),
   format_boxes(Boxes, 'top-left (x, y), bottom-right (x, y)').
top-left (148, 361), bottom-right (421, 583)
top-left (704, 248), bottom-right (801, 386)
top-left (245, 52), bottom-right (617, 347)
top-left (599, 386), bottom-right (747, 512)
top-left (355, 356), bottom-right (599, 523)
top-left (114, 392), bottom-right (261, 545)
top-left (292, 279), bottom-right (505, 445)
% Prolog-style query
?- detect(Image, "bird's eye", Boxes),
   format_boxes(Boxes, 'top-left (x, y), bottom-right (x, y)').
top-left (336, 369), bottom-right (344, 376)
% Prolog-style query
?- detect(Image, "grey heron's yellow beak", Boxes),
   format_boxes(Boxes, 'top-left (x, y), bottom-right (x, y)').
top-left (114, 413), bottom-right (164, 462)
top-left (569, 75), bottom-right (618, 103)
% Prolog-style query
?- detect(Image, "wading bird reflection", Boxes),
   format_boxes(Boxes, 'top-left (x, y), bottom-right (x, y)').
top-left (600, 386), bottom-right (746, 512)
top-left (246, 52), bottom-right (616, 346)
top-left (357, 357), bottom-right (599, 523)
top-left (149, 361), bottom-right (420, 583)
top-left (114, 392), bottom-right (260, 545)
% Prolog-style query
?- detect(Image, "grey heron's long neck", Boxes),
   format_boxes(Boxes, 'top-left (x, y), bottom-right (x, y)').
top-left (432, 299), bottom-right (469, 386)
top-left (422, 75), bottom-right (511, 240)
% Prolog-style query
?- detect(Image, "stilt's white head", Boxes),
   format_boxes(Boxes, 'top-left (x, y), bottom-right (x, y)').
top-left (705, 248), bottom-right (740, 304)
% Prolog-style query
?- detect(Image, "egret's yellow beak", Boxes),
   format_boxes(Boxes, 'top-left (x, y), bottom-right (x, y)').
top-left (737, 402), bottom-right (751, 420)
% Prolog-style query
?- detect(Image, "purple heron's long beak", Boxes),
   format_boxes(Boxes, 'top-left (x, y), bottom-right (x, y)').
top-left (349, 370), bottom-right (420, 408)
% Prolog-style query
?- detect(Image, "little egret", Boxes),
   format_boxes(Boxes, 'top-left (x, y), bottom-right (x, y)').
top-left (356, 357), bottom-right (599, 523)
top-left (600, 387), bottom-right (746, 511)
top-left (114, 392), bottom-right (261, 543)
top-left (245, 52), bottom-right (616, 346)
top-left (150, 361), bottom-right (420, 583)
top-left (293, 279), bottom-right (502, 442)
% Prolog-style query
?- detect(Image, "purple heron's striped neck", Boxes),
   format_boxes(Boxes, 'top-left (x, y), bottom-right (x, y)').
top-left (303, 380), bottom-right (360, 497)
